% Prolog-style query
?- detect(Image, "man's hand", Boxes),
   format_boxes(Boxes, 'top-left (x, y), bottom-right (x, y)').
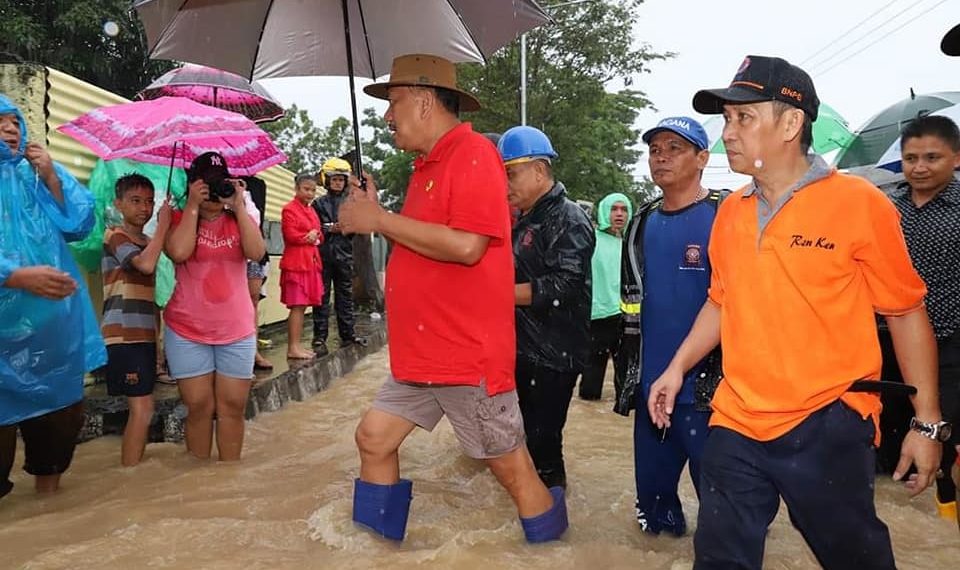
top-left (339, 198), bottom-right (385, 235)
top-left (24, 143), bottom-right (55, 180)
top-left (647, 364), bottom-right (685, 428)
top-left (341, 173), bottom-right (384, 235)
top-left (7, 266), bottom-right (77, 300)
top-left (349, 172), bottom-right (379, 203)
top-left (893, 430), bottom-right (943, 496)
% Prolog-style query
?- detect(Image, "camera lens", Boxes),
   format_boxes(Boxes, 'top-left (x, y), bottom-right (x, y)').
top-left (208, 179), bottom-right (235, 201)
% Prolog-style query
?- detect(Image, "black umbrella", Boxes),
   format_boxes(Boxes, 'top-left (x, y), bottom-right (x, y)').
top-left (133, 0), bottom-right (552, 174)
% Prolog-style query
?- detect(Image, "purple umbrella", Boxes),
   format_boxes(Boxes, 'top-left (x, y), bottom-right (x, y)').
top-left (136, 64), bottom-right (285, 123)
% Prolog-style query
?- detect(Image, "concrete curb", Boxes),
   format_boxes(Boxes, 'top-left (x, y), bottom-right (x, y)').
top-left (80, 324), bottom-right (386, 444)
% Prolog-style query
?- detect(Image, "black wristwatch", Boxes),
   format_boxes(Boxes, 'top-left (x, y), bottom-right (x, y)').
top-left (909, 417), bottom-right (953, 442)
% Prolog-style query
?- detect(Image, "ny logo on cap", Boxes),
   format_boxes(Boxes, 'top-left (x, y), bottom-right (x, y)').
top-left (209, 155), bottom-right (223, 166)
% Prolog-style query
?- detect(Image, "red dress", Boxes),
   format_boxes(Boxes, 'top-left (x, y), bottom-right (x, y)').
top-left (280, 199), bottom-right (324, 307)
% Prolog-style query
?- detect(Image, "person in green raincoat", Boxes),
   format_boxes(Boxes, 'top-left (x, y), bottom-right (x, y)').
top-left (578, 193), bottom-right (632, 402)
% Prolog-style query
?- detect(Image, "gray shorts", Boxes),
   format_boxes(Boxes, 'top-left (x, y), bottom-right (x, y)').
top-left (372, 376), bottom-right (526, 459)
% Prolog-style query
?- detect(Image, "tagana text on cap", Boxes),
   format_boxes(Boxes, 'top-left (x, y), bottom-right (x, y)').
top-left (641, 116), bottom-right (709, 150)
top-left (692, 55), bottom-right (820, 121)
top-left (363, 54), bottom-right (481, 112)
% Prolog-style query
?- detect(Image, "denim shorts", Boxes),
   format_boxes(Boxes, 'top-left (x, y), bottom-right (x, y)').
top-left (164, 325), bottom-right (256, 380)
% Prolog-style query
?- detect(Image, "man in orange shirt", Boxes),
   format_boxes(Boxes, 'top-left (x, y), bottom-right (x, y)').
top-left (338, 54), bottom-right (566, 543)
top-left (647, 55), bottom-right (946, 569)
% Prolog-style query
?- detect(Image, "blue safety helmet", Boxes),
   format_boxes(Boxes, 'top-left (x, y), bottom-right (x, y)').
top-left (497, 126), bottom-right (558, 166)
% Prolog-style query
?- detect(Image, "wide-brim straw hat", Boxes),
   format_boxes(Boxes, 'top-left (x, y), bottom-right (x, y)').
top-left (363, 54), bottom-right (481, 112)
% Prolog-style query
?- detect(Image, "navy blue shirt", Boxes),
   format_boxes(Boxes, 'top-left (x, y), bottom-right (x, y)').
top-left (640, 200), bottom-right (716, 404)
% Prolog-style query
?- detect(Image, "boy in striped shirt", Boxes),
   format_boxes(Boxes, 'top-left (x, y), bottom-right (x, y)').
top-left (101, 174), bottom-right (170, 466)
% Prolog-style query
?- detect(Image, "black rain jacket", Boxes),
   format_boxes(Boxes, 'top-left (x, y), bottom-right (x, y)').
top-left (513, 182), bottom-right (595, 372)
top-left (312, 191), bottom-right (353, 263)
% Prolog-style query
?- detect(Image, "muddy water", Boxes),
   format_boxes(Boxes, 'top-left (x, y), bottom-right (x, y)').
top-left (1, 349), bottom-right (957, 569)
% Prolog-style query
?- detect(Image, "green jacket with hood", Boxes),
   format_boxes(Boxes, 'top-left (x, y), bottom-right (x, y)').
top-left (591, 192), bottom-right (633, 320)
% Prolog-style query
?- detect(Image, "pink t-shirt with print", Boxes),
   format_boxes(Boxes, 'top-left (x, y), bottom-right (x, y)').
top-left (163, 210), bottom-right (254, 344)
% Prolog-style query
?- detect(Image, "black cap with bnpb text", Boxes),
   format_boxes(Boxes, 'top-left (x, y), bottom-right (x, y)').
top-left (693, 55), bottom-right (820, 121)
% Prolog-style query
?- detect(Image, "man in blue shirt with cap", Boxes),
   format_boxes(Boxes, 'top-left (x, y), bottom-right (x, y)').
top-left (619, 116), bottom-right (726, 536)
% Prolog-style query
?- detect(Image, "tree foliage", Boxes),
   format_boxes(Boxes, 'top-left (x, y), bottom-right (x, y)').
top-left (260, 105), bottom-right (328, 173)
top-left (0, 0), bottom-right (175, 98)
top-left (359, 108), bottom-right (414, 211)
top-left (458, 0), bottom-right (670, 207)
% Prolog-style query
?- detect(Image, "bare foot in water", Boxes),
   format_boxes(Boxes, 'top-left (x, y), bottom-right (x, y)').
top-left (287, 348), bottom-right (315, 360)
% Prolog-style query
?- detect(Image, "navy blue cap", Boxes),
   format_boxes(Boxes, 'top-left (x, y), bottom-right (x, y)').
top-left (188, 151), bottom-right (230, 183)
top-left (642, 116), bottom-right (709, 150)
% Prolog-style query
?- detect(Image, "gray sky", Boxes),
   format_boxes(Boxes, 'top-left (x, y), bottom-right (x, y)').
top-left (260, 0), bottom-right (960, 190)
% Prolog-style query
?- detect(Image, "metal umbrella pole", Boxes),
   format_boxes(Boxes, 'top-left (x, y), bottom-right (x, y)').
top-left (341, 0), bottom-right (366, 180)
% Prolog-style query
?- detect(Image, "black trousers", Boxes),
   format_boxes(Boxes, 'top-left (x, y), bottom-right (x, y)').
top-left (312, 256), bottom-right (356, 344)
top-left (578, 314), bottom-right (621, 401)
top-left (694, 401), bottom-right (895, 570)
top-left (878, 328), bottom-right (960, 504)
top-left (1, 401), bottom-right (85, 500)
top-left (515, 361), bottom-right (578, 489)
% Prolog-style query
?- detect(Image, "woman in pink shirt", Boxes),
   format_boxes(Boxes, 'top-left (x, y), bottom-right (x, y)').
top-left (280, 174), bottom-right (324, 359)
top-left (163, 152), bottom-right (266, 461)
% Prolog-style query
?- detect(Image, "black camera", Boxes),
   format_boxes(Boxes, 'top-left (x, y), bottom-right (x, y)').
top-left (208, 179), bottom-right (236, 202)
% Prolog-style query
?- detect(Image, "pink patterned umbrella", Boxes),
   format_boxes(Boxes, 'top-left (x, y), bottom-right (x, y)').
top-left (136, 64), bottom-right (285, 123)
top-left (57, 96), bottom-right (286, 176)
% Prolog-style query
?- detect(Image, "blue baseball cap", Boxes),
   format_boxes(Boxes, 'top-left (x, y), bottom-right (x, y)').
top-left (641, 116), bottom-right (709, 151)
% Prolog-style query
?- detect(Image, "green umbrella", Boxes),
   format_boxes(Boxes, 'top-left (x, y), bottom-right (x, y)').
top-left (705, 103), bottom-right (854, 155)
top-left (835, 91), bottom-right (960, 169)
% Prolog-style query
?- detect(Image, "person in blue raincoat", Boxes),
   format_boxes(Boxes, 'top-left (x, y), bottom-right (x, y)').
top-left (0, 94), bottom-right (106, 499)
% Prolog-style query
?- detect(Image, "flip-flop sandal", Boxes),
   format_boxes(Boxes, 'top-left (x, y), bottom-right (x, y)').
top-left (254, 360), bottom-right (274, 370)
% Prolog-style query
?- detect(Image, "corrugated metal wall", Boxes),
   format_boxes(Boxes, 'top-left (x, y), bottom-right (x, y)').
top-left (45, 68), bottom-right (127, 184)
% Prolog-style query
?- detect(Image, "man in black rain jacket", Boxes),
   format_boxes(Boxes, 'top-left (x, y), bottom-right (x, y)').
top-left (498, 125), bottom-right (595, 489)
top-left (311, 158), bottom-right (366, 355)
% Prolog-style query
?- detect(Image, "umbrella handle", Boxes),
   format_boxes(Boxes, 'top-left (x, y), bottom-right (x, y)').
top-left (341, 0), bottom-right (365, 178)
top-left (165, 140), bottom-right (180, 206)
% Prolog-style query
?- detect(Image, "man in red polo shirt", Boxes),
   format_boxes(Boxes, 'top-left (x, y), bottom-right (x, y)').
top-left (338, 54), bottom-right (568, 544)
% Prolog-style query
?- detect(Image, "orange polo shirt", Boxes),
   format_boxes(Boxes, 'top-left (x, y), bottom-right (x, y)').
top-left (707, 169), bottom-right (926, 444)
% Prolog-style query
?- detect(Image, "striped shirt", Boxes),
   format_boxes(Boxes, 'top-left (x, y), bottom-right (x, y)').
top-left (101, 227), bottom-right (156, 345)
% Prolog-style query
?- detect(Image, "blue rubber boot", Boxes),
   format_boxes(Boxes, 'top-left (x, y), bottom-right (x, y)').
top-left (352, 478), bottom-right (413, 541)
top-left (520, 486), bottom-right (569, 543)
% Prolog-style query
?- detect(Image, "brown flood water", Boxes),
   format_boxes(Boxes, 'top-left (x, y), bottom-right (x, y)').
top-left (1, 348), bottom-right (957, 569)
